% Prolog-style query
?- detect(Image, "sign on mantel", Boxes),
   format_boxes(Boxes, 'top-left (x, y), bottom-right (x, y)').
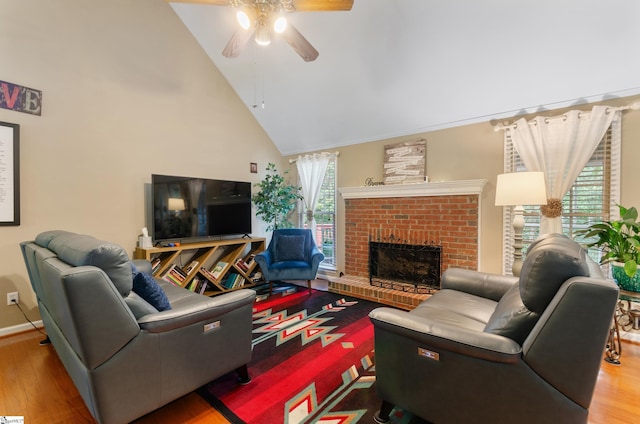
top-left (383, 139), bottom-right (426, 185)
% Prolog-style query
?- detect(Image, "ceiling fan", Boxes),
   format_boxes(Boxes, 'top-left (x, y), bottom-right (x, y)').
top-left (167, 0), bottom-right (354, 62)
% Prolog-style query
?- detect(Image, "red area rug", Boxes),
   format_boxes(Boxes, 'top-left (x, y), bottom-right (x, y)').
top-left (197, 284), bottom-right (424, 423)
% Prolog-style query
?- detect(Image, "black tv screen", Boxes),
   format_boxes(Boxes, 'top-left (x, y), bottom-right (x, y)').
top-left (152, 174), bottom-right (252, 242)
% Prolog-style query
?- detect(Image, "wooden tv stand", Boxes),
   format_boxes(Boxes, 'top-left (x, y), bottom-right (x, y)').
top-left (133, 238), bottom-right (265, 295)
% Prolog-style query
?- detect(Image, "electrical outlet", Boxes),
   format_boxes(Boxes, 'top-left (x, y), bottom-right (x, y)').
top-left (7, 292), bottom-right (19, 306)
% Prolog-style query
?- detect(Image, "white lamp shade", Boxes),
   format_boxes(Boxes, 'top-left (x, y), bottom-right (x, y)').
top-left (495, 172), bottom-right (548, 206)
top-left (168, 197), bottom-right (186, 211)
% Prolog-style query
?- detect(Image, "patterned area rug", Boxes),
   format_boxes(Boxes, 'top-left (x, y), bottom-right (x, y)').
top-left (197, 284), bottom-right (425, 423)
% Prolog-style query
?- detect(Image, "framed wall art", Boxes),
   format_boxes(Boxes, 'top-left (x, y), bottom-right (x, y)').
top-left (0, 121), bottom-right (20, 225)
top-left (383, 139), bottom-right (426, 185)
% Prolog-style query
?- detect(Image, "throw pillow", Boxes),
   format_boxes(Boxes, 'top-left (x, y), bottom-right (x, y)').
top-left (275, 235), bottom-right (306, 262)
top-left (132, 272), bottom-right (172, 311)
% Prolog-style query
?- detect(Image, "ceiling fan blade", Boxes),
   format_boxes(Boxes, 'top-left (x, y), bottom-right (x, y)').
top-left (164, 0), bottom-right (354, 11)
top-left (282, 24), bottom-right (319, 62)
top-left (164, 0), bottom-right (229, 5)
top-left (222, 29), bottom-right (254, 58)
top-left (292, 0), bottom-right (354, 11)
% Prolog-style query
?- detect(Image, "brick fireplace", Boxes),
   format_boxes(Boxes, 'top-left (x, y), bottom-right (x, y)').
top-left (330, 180), bottom-right (487, 309)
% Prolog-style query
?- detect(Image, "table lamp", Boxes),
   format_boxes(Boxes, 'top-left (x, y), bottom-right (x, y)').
top-left (168, 197), bottom-right (186, 212)
top-left (495, 171), bottom-right (548, 276)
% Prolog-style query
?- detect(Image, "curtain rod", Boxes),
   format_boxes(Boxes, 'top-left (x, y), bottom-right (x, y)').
top-left (289, 151), bottom-right (340, 164)
top-left (493, 102), bottom-right (640, 132)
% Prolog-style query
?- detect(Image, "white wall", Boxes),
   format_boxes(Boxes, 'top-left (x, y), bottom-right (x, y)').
top-left (0, 0), bottom-right (284, 331)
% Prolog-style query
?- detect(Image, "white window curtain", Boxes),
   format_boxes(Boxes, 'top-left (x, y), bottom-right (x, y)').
top-left (509, 105), bottom-right (619, 235)
top-left (295, 152), bottom-right (335, 240)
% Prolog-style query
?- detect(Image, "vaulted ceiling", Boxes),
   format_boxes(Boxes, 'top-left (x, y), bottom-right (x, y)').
top-left (168, 0), bottom-right (640, 155)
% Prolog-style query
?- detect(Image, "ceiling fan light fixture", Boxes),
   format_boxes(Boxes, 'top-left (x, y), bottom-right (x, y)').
top-left (236, 10), bottom-right (251, 30)
top-left (255, 24), bottom-right (271, 46)
top-left (274, 16), bottom-right (287, 34)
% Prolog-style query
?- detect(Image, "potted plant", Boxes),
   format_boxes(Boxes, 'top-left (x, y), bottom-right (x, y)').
top-left (574, 204), bottom-right (640, 292)
top-left (252, 162), bottom-right (303, 231)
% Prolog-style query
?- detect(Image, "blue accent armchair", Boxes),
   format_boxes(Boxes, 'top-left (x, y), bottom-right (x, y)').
top-left (254, 228), bottom-right (325, 293)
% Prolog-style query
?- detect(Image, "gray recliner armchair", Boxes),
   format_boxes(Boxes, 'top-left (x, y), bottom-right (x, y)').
top-left (20, 230), bottom-right (256, 424)
top-left (369, 234), bottom-right (618, 424)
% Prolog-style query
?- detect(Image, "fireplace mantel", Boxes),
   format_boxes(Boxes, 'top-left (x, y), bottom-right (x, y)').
top-left (339, 179), bottom-right (487, 199)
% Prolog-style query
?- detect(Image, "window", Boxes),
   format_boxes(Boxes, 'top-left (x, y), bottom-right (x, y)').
top-left (502, 115), bottom-right (621, 274)
top-left (298, 156), bottom-right (337, 269)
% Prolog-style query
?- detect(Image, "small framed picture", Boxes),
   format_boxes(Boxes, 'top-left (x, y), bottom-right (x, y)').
top-left (0, 121), bottom-right (20, 225)
top-left (250, 162), bottom-right (258, 173)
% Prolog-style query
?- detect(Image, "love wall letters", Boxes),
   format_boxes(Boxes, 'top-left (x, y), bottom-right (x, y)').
top-left (0, 80), bottom-right (42, 116)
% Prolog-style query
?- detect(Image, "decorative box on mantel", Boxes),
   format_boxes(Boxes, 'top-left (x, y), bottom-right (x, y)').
top-left (339, 179), bottom-right (488, 288)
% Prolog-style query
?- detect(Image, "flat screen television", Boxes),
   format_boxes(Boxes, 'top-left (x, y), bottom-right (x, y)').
top-left (151, 174), bottom-right (252, 242)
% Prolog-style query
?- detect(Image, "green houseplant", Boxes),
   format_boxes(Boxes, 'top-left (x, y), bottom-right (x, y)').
top-left (574, 204), bottom-right (640, 291)
top-left (252, 162), bottom-right (303, 232)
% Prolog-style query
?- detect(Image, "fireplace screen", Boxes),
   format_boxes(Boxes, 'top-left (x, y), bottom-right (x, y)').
top-left (369, 241), bottom-right (442, 289)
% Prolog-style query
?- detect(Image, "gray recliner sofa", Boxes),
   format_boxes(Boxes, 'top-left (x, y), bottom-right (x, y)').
top-left (369, 234), bottom-right (619, 424)
top-left (20, 230), bottom-right (256, 424)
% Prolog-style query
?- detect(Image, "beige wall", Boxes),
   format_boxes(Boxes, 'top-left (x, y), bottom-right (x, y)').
top-left (0, 0), bottom-right (284, 332)
top-left (289, 94), bottom-right (640, 278)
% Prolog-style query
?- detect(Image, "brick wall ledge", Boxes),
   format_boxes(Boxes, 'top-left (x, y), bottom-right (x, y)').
top-left (327, 274), bottom-right (432, 311)
top-left (338, 179), bottom-right (488, 199)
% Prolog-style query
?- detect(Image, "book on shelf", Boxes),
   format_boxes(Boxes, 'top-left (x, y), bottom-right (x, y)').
top-left (173, 265), bottom-right (187, 279)
top-left (198, 279), bottom-right (211, 295)
top-left (223, 273), bottom-right (245, 289)
top-left (151, 258), bottom-right (162, 272)
top-left (168, 274), bottom-right (186, 286)
top-left (232, 274), bottom-right (245, 289)
top-left (234, 276), bottom-right (246, 288)
top-left (187, 275), bottom-right (207, 294)
top-left (235, 258), bottom-right (249, 272)
top-left (219, 275), bottom-right (228, 289)
top-left (210, 261), bottom-right (228, 280)
top-left (163, 264), bottom-right (187, 286)
top-left (251, 271), bottom-right (263, 282)
top-left (223, 274), bottom-right (235, 289)
top-left (199, 267), bottom-right (215, 280)
top-left (184, 260), bottom-right (200, 274)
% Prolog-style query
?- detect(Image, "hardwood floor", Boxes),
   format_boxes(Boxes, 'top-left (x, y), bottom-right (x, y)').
top-left (1, 329), bottom-right (639, 423)
top-left (0, 330), bottom-right (229, 424)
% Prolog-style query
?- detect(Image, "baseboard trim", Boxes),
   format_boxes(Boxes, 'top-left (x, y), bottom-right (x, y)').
top-left (621, 330), bottom-right (640, 344)
top-left (0, 321), bottom-right (44, 338)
